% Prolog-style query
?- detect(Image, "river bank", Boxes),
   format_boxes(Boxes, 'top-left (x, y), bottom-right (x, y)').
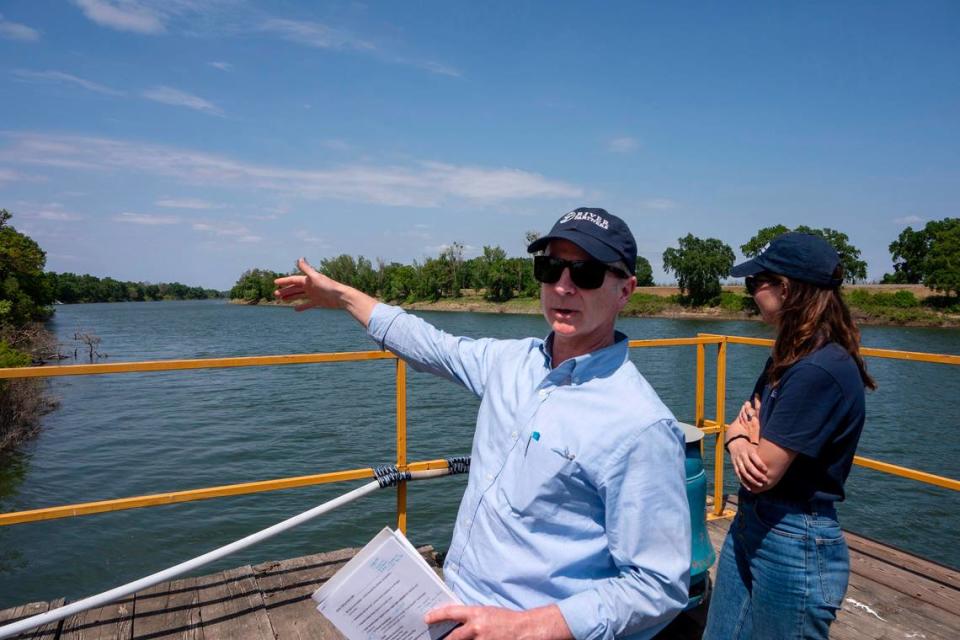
top-left (236, 284), bottom-right (960, 328)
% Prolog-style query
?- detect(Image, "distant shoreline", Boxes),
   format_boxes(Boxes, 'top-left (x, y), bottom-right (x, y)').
top-left (233, 284), bottom-right (960, 328)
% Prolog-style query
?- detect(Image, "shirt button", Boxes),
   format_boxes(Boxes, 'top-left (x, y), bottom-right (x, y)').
top-left (449, 562), bottom-right (457, 572)
top-left (538, 389), bottom-right (548, 399)
top-left (486, 473), bottom-right (493, 481)
top-left (465, 518), bottom-right (472, 526)
top-left (510, 431), bottom-right (518, 439)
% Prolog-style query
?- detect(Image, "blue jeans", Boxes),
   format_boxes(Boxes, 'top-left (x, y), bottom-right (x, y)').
top-left (703, 491), bottom-right (849, 639)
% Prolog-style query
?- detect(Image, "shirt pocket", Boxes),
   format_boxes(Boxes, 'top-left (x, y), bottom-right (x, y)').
top-left (500, 441), bottom-right (577, 520)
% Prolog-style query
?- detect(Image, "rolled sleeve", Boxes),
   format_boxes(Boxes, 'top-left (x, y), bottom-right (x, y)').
top-left (556, 418), bottom-right (690, 640)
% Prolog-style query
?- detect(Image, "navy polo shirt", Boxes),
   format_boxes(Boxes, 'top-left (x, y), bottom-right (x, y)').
top-left (750, 343), bottom-right (867, 503)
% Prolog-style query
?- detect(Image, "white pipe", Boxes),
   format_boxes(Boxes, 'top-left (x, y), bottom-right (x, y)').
top-left (0, 470), bottom-right (451, 639)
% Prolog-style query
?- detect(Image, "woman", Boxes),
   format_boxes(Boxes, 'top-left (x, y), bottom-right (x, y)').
top-left (703, 232), bottom-right (876, 640)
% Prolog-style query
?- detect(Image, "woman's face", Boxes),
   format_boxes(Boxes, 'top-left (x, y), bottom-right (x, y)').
top-left (747, 274), bottom-right (786, 325)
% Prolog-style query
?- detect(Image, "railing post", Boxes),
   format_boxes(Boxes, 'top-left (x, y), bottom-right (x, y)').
top-left (396, 359), bottom-right (408, 534)
top-left (713, 337), bottom-right (728, 516)
top-left (695, 341), bottom-right (706, 458)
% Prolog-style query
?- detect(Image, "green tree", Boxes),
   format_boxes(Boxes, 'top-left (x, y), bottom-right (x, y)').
top-left (635, 256), bottom-right (654, 286)
top-left (0, 210), bottom-right (54, 326)
top-left (381, 263), bottom-right (418, 302)
top-left (229, 268), bottom-right (282, 302)
top-left (477, 246), bottom-right (512, 302)
top-left (739, 225), bottom-right (790, 258)
top-left (923, 221), bottom-right (960, 297)
top-left (741, 224), bottom-right (867, 283)
top-left (884, 218), bottom-right (960, 286)
top-left (319, 255), bottom-right (359, 287)
top-left (663, 234), bottom-right (735, 306)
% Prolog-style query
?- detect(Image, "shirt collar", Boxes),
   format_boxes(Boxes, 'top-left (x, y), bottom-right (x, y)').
top-left (539, 331), bottom-right (630, 383)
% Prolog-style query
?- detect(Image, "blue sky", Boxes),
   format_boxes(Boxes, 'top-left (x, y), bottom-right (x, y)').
top-left (1, 1), bottom-right (958, 289)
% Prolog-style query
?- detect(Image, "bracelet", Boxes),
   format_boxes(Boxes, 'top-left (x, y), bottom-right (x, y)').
top-left (724, 434), bottom-right (751, 451)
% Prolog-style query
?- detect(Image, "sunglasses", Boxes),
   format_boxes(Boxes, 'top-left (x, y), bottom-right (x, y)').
top-left (533, 255), bottom-right (629, 290)
top-left (744, 275), bottom-right (779, 295)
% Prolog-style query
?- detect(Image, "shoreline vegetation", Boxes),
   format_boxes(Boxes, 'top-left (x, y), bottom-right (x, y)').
top-left (232, 284), bottom-right (960, 328)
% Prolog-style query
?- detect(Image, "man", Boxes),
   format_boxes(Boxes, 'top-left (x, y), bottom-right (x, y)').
top-left (274, 207), bottom-right (690, 640)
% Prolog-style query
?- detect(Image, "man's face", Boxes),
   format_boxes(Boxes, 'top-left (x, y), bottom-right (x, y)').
top-left (540, 239), bottom-right (635, 353)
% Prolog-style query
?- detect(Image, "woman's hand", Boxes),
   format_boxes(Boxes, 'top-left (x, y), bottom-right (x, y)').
top-left (731, 397), bottom-right (767, 491)
top-left (737, 397), bottom-right (762, 444)
top-left (729, 437), bottom-right (768, 492)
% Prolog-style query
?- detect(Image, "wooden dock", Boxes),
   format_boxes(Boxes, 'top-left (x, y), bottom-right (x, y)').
top-left (2, 511), bottom-right (958, 639)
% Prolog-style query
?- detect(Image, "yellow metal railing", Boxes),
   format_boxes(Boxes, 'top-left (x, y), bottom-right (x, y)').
top-left (700, 334), bottom-right (960, 517)
top-left (0, 335), bottom-right (957, 529)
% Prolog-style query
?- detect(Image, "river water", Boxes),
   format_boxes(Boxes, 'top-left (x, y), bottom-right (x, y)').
top-left (0, 300), bottom-right (958, 607)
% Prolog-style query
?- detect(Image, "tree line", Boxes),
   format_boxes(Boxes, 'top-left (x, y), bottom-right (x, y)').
top-left (50, 272), bottom-right (222, 304)
top-left (662, 221), bottom-right (959, 305)
top-left (231, 240), bottom-right (658, 304)
top-left (232, 219), bottom-right (959, 306)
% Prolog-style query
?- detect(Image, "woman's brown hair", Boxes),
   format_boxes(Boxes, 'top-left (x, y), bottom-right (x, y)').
top-left (766, 269), bottom-right (876, 390)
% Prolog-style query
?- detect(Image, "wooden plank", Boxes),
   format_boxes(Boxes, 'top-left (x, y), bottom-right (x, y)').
top-left (845, 529), bottom-right (960, 589)
top-left (60, 595), bottom-right (133, 640)
top-left (193, 566), bottom-right (273, 640)
top-left (0, 598), bottom-right (66, 639)
top-left (704, 512), bottom-right (959, 640)
top-left (131, 576), bottom-right (201, 639)
top-left (848, 546), bottom-right (959, 615)
top-left (840, 577), bottom-right (958, 640)
top-left (254, 548), bottom-right (355, 640)
top-left (845, 564), bottom-right (960, 636)
top-left (253, 545), bottom-right (440, 640)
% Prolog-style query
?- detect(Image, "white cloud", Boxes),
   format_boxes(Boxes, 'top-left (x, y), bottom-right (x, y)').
top-left (114, 212), bottom-right (180, 225)
top-left (0, 13), bottom-right (40, 41)
top-left (208, 61), bottom-right (233, 71)
top-left (141, 86), bottom-right (224, 116)
top-left (1, 133), bottom-right (583, 207)
top-left (607, 137), bottom-right (639, 153)
top-left (0, 168), bottom-right (46, 184)
top-left (639, 198), bottom-right (678, 210)
top-left (156, 198), bottom-right (223, 209)
top-left (260, 18), bottom-right (461, 77)
top-left (295, 230), bottom-right (328, 246)
top-left (72, 0), bottom-right (166, 34)
top-left (393, 57), bottom-right (462, 77)
top-left (193, 221), bottom-right (261, 243)
top-left (18, 202), bottom-right (84, 221)
top-left (12, 70), bottom-right (125, 96)
top-left (893, 215), bottom-right (924, 225)
top-left (426, 243), bottom-right (480, 258)
top-left (260, 18), bottom-right (374, 51)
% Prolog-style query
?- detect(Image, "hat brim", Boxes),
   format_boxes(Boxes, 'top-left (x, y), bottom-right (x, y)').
top-left (731, 258), bottom-right (767, 278)
top-left (527, 229), bottom-right (624, 265)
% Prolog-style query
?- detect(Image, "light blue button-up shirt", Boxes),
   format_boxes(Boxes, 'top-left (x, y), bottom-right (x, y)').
top-left (367, 304), bottom-right (690, 640)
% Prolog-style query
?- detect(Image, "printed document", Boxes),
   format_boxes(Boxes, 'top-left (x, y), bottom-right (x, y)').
top-left (312, 527), bottom-right (462, 640)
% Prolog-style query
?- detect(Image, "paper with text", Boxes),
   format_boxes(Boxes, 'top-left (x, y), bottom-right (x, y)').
top-left (312, 527), bottom-right (462, 640)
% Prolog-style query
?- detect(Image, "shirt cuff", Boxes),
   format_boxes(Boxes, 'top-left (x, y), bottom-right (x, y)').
top-left (366, 303), bottom-right (404, 349)
top-left (556, 589), bottom-right (607, 640)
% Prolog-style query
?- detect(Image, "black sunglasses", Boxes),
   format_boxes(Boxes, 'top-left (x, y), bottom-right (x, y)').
top-left (533, 255), bottom-right (629, 290)
top-left (744, 274), bottom-right (779, 295)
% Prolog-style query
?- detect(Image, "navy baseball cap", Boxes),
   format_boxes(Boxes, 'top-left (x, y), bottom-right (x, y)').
top-left (731, 232), bottom-right (842, 288)
top-left (527, 207), bottom-right (637, 275)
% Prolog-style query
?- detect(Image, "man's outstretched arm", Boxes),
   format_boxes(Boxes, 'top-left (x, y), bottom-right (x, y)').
top-left (274, 257), bottom-right (378, 327)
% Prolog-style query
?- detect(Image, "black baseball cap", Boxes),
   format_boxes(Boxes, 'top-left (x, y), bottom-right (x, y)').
top-left (527, 207), bottom-right (637, 275)
top-left (731, 232), bottom-right (842, 288)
